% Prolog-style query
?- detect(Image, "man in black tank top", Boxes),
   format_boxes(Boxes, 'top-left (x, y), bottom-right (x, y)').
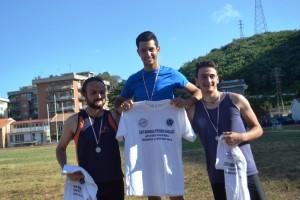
top-left (186, 61), bottom-right (266, 200)
top-left (56, 77), bottom-right (124, 200)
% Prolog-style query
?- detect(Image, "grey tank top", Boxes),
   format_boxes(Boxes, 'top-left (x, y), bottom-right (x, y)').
top-left (192, 92), bottom-right (258, 183)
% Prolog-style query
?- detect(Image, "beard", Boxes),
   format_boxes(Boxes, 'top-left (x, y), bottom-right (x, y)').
top-left (86, 98), bottom-right (105, 109)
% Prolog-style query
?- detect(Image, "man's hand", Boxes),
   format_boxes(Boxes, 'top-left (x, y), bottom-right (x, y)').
top-left (222, 132), bottom-right (244, 146)
top-left (66, 171), bottom-right (85, 181)
top-left (171, 97), bottom-right (198, 108)
top-left (118, 100), bottom-right (134, 113)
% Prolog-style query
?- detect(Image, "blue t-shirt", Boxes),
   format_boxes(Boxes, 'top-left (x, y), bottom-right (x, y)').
top-left (121, 65), bottom-right (189, 102)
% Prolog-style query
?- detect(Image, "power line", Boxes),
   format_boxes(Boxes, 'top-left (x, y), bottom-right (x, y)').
top-left (255, 0), bottom-right (268, 34)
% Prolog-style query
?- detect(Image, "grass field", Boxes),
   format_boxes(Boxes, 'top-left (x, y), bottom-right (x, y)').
top-left (0, 125), bottom-right (299, 200)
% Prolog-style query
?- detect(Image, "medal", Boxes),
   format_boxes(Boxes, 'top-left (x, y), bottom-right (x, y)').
top-left (87, 110), bottom-right (104, 154)
top-left (142, 67), bottom-right (160, 101)
top-left (95, 147), bottom-right (101, 153)
top-left (215, 135), bottom-right (220, 141)
top-left (202, 93), bottom-right (221, 143)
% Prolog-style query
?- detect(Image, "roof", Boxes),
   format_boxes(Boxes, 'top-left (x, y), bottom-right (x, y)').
top-left (292, 98), bottom-right (300, 104)
top-left (0, 118), bottom-right (15, 128)
top-left (9, 112), bottom-right (76, 125)
top-left (50, 112), bottom-right (76, 122)
top-left (32, 73), bottom-right (89, 84)
top-left (219, 79), bottom-right (247, 87)
top-left (0, 98), bottom-right (9, 102)
top-left (12, 118), bottom-right (49, 125)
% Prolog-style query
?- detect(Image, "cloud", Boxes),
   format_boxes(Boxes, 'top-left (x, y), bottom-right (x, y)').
top-left (169, 36), bottom-right (178, 42)
top-left (211, 4), bottom-right (241, 23)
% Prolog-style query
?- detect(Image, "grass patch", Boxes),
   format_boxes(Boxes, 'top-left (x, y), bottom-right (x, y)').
top-left (0, 125), bottom-right (299, 199)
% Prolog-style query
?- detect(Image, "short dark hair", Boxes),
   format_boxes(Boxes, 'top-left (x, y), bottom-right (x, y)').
top-left (81, 76), bottom-right (105, 95)
top-left (195, 60), bottom-right (218, 77)
top-left (136, 31), bottom-right (159, 49)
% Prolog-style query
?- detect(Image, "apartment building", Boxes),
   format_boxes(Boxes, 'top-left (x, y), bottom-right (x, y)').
top-left (8, 86), bottom-right (38, 121)
top-left (0, 97), bottom-right (9, 118)
top-left (32, 72), bottom-right (96, 119)
top-left (7, 71), bottom-right (110, 121)
top-left (5, 71), bottom-right (112, 146)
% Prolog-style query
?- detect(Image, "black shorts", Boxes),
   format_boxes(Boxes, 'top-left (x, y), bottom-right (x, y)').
top-left (211, 174), bottom-right (266, 200)
top-left (96, 179), bottom-right (124, 200)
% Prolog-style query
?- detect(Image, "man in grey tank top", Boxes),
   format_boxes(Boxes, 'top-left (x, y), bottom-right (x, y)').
top-left (186, 61), bottom-right (266, 200)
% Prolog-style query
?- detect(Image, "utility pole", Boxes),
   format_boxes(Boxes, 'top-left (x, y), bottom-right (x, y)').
top-left (274, 67), bottom-right (285, 116)
top-left (62, 102), bottom-right (65, 124)
top-left (238, 20), bottom-right (244, 38)
top-left (255, 0), bottom-right (268, 34)
top-left (54, 94), bottom-right (58, 142)
top-left (47, 104), bottom-right (51, 143)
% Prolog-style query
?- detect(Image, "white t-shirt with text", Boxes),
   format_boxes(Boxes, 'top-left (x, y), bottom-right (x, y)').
top-left (116, 100), bottom-right (196, 196)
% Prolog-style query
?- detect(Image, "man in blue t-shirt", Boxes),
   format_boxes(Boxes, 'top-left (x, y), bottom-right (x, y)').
top-left (114, 31), bottom-right (202, 200)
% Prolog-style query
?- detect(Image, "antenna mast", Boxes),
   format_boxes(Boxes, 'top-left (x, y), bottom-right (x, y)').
top-left (274, 67), bottom-right (285, 116)
top-left (238, 20), bottom-right (244, 38)
top-left (255, 0), bottom-right (268, 34)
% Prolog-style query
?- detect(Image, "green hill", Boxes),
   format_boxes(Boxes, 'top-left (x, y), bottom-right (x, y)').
top-left (179, 30), bottom-right (300, 96)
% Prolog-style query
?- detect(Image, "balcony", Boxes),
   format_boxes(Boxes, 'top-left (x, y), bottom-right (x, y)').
top-left (49, 105), bottom-right (75, 112)
top-left (48, 95), bottom-right (74, 102)
top-left (10, 126), bottom-right (50, 134)
top-left (47, 85), bottom-right (74, 92)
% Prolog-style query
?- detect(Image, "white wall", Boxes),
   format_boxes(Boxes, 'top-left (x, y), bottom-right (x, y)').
top-left (291, 99), bottom-right (300, 121)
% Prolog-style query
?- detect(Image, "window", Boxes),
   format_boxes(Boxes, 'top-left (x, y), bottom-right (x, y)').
top-left (40, 133), bottom-right (44, 142)
top-left (32, 133), bottom-right (35, 141)
top-left (15, 135), bottom-right (24, 142)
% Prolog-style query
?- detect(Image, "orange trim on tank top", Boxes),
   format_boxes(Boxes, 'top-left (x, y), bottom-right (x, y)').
top-left (74, 115), bottom-right (84, 165)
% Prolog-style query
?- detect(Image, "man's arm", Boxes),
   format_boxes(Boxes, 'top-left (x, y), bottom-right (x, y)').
top-left (56, 114), bottom-right (84, 180)
top-left (223, 93), bottom-right (263, 145)
top-left (184, 82), bottom-right (202, 102)
top-left (56, 114), bottom-right (77, 169)
top-left (235, 93), bottom-right (263, 141)
top-left (186, 104), bottom-right (196, 123)
top-left (171, 82), bottom-right (202, 108)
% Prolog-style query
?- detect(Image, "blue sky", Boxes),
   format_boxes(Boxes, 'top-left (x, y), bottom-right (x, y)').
top-left (0, 0), bottom-right (299, 98)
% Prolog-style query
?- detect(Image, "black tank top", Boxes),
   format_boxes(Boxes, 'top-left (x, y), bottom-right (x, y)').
top-left (73, 110), bottom-right (123, 183)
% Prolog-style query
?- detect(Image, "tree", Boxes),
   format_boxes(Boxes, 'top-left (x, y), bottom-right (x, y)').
top-left (179, 30), bottom-right (300, 96)
top-left (98, 72), bottom-right (121, 86)
top-left (107, 80), bottom-right (126, 109)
